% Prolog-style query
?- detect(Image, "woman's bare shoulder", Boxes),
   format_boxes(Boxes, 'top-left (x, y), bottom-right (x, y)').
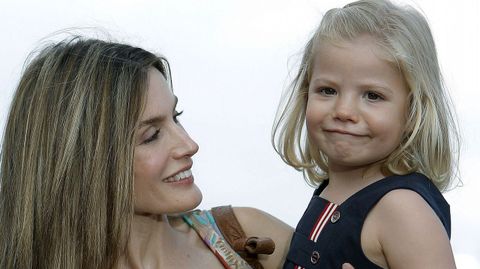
top-left (232, 207), bottom-right (293, 269)
top-left (234, 207), bottom-right (291, 228)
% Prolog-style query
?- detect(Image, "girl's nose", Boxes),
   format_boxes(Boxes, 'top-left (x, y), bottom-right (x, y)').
top-left (333, 96), bottom-right (359, 122)
top-left (172, 125), bottom-right (199, 159)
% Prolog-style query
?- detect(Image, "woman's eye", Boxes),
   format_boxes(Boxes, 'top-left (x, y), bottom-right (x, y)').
top-left (143, 130), bottom-right (160, 144)
top-left (365, 91), bottom-right (383, 101)
top-left (174, 110), bottom-right (183, 123)
top-left (319, 87), bottom-right (337, 96)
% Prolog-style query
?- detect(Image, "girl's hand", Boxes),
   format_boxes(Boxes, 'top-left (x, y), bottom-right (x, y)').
top-left (342, 263), bottom-right (355, 269)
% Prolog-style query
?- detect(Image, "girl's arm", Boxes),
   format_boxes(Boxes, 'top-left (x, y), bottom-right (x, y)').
top-left (371, 189), bottom-right (456, 269)
top-left (233, 207), bottom-right (294, 269)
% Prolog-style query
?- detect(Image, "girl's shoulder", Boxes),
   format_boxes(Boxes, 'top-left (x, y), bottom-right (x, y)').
top-left (364, 188), bottom-right (455, 268)
top-left (352, 173), bottom-right (449, 217)
top-left (371, 187), bottom-right (445, 224)
top-left (363, 173), bottom-right (451, 230)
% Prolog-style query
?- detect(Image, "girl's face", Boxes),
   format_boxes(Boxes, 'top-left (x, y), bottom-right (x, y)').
top-left (133, 68), bottom-right (201, 215)
top-left (306, 35), bottom-right (409, 175)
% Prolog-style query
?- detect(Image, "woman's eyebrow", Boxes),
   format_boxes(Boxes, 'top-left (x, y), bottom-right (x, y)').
top-left (138, 96), bottom-right (178, 128)
top-left (139, 116), bottom-right (164, 128)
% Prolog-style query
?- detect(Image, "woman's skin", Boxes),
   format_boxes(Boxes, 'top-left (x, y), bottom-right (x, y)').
top-left (116, 67), bottom-right (293, 268)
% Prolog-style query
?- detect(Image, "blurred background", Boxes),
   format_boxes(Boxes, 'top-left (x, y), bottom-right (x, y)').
top-left (1, 0), bottom-right (478, 267)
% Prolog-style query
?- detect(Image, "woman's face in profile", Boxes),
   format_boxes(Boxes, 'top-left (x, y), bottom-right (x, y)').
top-left (133, 68), bottom-right (202, 215)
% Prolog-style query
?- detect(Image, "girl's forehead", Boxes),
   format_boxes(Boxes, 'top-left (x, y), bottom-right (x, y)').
top-left (315, 34), bottom-right (382, 52)
top-left (312, 35), bottom-right (399, 70)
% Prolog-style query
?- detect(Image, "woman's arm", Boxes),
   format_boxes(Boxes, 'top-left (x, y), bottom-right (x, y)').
top-left (233, 207), bottom-right (294, 269)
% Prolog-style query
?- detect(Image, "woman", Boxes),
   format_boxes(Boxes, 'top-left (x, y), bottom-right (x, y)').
top-left (0, 37), bottom-right (292, 268)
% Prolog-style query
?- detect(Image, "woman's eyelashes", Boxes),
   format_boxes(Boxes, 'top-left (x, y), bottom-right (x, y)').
top-left (173, 110), bottom-right (183, 123)
top-left (143, 129), bottom-right (160, 144)
top-left (141, 111), bottom-right (184, 145)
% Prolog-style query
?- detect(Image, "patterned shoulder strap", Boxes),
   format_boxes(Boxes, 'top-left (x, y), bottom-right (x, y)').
top-left (211, 206), bottom-right (275, 269)
top-left (182, 210), bottom-right (252, 269)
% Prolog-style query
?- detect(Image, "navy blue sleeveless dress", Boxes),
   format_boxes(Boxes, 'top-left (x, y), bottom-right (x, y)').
top-left (282, 173), bottom-right (450, 269)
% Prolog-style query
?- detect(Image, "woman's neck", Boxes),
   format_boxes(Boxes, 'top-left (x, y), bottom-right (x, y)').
top-left (117, 214), bottom-right (191, 269)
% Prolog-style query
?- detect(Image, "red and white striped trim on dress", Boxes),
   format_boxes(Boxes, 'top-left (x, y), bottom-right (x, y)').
top-left (295, 202), bottom-right (338, 269)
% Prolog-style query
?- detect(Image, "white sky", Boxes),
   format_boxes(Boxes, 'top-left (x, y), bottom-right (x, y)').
top-left (0, 0), bottom-right (479, 267)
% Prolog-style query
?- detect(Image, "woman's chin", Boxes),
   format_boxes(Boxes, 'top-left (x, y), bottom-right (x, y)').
top-left (183, 184), bottom-right (203, 210)
top-left (183, 189), bottom-right (203, 212)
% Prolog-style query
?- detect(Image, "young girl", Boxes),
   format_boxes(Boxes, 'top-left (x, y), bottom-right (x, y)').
top-left (273, 0), bottom-right (459, 268)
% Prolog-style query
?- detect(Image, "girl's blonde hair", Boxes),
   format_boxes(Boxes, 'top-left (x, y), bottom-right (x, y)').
top-left (272, 0), bottom-right (459, 191)
top-left (0, 37), bottom-right (171, 268)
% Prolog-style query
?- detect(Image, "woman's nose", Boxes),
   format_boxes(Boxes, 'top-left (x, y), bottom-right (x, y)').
top-left (172, 125), bottom-right (199, 159)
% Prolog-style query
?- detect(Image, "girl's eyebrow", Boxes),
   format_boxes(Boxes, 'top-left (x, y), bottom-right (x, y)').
top-left (361, 82), bottom-right (394, 94)
top-left (310, 78), bottom-right (340, 88)
top-left (138, 96), bottom-right (178, 128)
top-left (311, 77), bottom-right (395, 94)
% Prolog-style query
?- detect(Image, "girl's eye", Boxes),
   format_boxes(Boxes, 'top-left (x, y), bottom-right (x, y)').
top-left (174, 110), bottom-right (183, 123)
top-left (365, 91), bottom-right (384, 101)
top-left (143, 130), bottom-right (160, 144)
top-left (319, 87), bottom-right (337, 96)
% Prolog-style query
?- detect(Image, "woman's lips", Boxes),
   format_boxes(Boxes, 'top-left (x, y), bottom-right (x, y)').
top-left (163, 169), bottom-right (193, 183)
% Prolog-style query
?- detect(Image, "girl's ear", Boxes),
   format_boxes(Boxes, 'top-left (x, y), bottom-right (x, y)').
top-left (402, 92), bottom-right (416, 136)
top-left (403, 112), bottom-right (417, 140)
top-left (401, 130), bottom-right (413, 149)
